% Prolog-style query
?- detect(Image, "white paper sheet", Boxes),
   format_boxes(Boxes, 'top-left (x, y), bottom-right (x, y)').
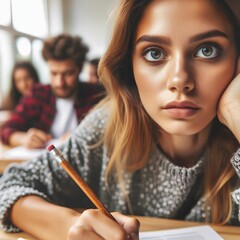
top-left (140, 225), bottom-right (223, 240)
top-left (1, 139), bottom-right (65, 160)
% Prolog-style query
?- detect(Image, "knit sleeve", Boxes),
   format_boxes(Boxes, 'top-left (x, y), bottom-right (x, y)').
top-left (0, 107), bottom-right (108, 232)
top-left (231, 147), bottom-right (240, 177)
top-left (230, 147), bottom-right (240, 224)
top-left (0, 153), bottom-right (56, 232)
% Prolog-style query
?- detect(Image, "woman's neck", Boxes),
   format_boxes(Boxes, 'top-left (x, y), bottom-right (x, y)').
top-left (158, 125), bottom-right (212, 168)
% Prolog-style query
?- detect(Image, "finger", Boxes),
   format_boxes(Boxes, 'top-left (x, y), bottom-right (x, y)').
top-left (25, 133), bottom-right (46, 148)
top-left (68, 225), bottom-right (104, 240)
top-left (128, 232), bottom-right (139, 240)
top-left (80, 209), bottom-right (127, 240)
top-left (27, 128), bottom-right (51, 142)
top-left (34, 129), bottom-right (52, 142)
top-left (25, 138), bottom-right (45, 149)
top-left (237, 56), bottom-right (240, 74)
top-left (113, 212), bottom-right (140, 237)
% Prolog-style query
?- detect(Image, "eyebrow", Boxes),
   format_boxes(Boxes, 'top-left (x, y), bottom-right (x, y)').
top-left (189, 30), bottom-right (229, 42)
top-left (135, 30), bottom-right (229, 46)
top-left (135, 35), bottom-right (172, 46)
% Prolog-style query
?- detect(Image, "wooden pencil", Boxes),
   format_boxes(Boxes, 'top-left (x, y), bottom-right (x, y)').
top-left (47, 144), bottom-right (116, 222)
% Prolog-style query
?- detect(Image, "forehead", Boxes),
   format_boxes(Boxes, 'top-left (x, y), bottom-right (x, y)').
top-left (48, 59), bottom-right (78, 71)
top-left (14, 68), bottom-right (30, 77)
top-left (135, 0), bottom-right (234, 40)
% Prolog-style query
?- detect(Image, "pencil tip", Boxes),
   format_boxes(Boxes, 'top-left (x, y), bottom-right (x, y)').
top-left (46, 144), bottom-right (55, 152)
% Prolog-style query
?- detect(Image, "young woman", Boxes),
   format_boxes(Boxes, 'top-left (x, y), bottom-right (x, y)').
top-left (0, 0), bottom-right (240, 239)
top-left (1, 61), bottom-right (40, 110)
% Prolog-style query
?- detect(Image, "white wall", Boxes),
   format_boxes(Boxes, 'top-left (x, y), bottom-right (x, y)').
top-left (62, 0), bottom-right (118, 59)
top-left (48, 0), bottom-right (64, 35)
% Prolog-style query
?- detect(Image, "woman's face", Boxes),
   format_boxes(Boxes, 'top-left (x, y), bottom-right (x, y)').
top-left (14, 68), bottom-right (36, 95)
top-left (132, 0), bottom-right (237, 136)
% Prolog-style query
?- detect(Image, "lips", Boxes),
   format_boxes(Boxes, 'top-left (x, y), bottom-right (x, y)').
top-left (163, 101), bottom-right (199, 109)
top-left (162, 101), bottom-right (200, 118)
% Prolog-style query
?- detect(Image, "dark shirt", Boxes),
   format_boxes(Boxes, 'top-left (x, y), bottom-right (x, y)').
top-left (0, 82), bottom-right (105, 144)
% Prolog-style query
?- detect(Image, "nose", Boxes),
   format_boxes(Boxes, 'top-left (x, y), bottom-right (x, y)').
top-left (167, 52), bottom-right (194, 93)
top-left (54, 74), bottom-right (65, 87)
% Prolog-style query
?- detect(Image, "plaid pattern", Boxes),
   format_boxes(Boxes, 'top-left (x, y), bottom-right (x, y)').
top-left (0, 82), bottom-right (105, 144)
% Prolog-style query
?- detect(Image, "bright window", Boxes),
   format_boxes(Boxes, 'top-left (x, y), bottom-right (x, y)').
top-left (0, 0), bottom-right (11, 26)
top-left (16, 37), bottom-right (32, 58)
top-left (0, 0), bottom-right (49, 107)
top-left (12, 0), bottom-right (48, 38)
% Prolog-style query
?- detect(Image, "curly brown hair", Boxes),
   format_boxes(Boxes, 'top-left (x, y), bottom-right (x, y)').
top-left (42, 34), bottom-right (89, 70)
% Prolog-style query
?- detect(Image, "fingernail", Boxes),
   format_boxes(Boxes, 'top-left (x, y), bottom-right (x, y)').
top-left (128, 232), bottom-right (139, 240)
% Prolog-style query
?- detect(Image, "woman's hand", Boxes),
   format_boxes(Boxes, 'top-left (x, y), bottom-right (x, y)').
top-left (67, 209), bottom-right (140, 240)
top-left (217, 57), bottom-right (240, 142)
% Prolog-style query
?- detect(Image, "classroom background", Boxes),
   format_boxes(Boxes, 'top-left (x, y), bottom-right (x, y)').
top-left (0, 0), bottom-right (118, 106)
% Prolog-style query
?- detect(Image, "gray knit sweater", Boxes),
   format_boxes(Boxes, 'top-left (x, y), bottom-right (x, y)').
top-left (0, 107), bottom-right (240, 232)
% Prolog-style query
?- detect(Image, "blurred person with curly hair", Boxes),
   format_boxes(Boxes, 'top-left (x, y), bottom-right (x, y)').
top-left (0, 34), bottom-right (104, 149)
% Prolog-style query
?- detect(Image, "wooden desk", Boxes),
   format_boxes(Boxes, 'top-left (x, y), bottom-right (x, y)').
top-left (0, 217), bottom-right (239, 240)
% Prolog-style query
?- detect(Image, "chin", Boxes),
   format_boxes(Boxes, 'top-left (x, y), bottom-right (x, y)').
top-left (54, 90), bottom-right (73, 99)
top-left (158, 122), bottom-right (209, 136)
top-left (57, 94), bottom-right (71, 99)
top-left (166, 129), bottom-right (202, 136)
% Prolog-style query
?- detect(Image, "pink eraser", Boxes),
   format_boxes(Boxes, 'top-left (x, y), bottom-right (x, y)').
top-left (46, 144), bottom-right (55, 152)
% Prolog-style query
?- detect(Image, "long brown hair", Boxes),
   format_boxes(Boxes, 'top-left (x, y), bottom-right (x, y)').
top-left (98, 0), bottom-right (240, 223)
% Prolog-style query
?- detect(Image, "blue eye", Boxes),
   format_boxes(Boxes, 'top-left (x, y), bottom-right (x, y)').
top-left (143, 48), bottom-right (165, 62)
top-left (195, 44), bottom-right (221, 59)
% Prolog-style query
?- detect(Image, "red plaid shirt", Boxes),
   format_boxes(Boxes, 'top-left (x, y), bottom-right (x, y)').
top-left (0, 82), bottom-right (105, 145)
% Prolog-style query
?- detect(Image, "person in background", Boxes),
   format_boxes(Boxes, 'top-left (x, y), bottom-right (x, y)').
top-left (0, 0), bottom-right (240, 239)
top-left (85, 57), bottom-right (101, 84)
top-left (1, 61), bottom-right (40, 111)
top-left (0, 34), bottom-right (104, 149)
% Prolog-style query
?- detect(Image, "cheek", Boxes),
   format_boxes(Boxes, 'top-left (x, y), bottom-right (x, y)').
top-left (50, 75), bottom-right (56, 84)
top-left (133, 61), bottom-right (171, 125)
top-left (67, 78), bottom-right (77, 87)
top-left (15, 81), bottom-right (25, 91)
top-left (14, 81), bottom-right (21, 90)
top-left (26, 79), bottom-right (34, 87)
top-left (135, 74), bottom-right (158, 115)
top-left (66, 73), bottom-right (78, 84)
top-left (133, 61), bottom-right (166, 108)
top-left (197, 63), bottom-right (234, 105)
